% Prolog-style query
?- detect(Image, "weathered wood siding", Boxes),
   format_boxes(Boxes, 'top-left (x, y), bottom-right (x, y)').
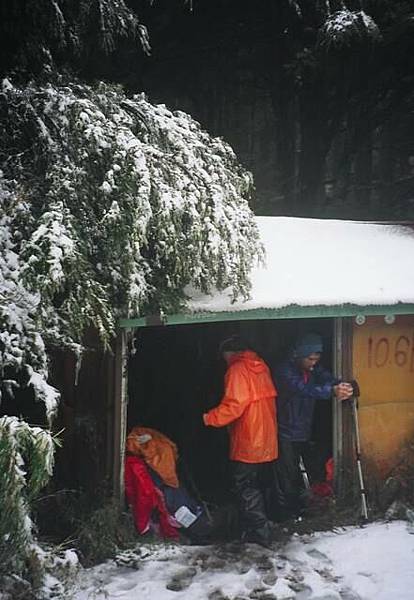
top-left (50, 330), bottom-right (117, 493)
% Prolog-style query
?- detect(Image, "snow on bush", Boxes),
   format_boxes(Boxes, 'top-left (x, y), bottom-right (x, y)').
top-left (319, 9), bottom-right (380, 48)
top-left (0, 178), bottom-right (45, 369)
top-left (0, 416), bottom-right (55, 577)
top-left (0, 176), bottom-right (60, 424)
top-left (0, 79), bottom-right (262, 354)
top-left (28, 545), bottom-right (80, 600)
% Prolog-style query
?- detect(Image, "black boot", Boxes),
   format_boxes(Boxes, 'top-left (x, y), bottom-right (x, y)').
top-left (242, 522), bottom-right (272, 548)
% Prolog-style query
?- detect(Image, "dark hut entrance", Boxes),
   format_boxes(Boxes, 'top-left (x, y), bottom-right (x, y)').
top-left (126, 317), bottom-right (335, 508)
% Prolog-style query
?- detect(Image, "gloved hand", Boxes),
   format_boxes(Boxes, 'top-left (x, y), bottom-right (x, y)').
top-left (333, 382), bottom-right (353, 401)
top-left (350, 379), bottom-right (360, 397)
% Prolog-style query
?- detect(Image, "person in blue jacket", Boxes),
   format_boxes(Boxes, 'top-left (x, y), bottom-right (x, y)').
top-left (274, 333), bottom-right (353, 517)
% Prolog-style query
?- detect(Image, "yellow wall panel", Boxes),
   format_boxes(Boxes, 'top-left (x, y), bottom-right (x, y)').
top-left (352, 315), bottom-right (414, 475)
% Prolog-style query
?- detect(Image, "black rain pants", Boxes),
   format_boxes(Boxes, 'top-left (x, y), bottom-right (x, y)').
top-left (230, 460), bottom-right (273, 544)
top-left (276, 438), bottom-right (311, 516)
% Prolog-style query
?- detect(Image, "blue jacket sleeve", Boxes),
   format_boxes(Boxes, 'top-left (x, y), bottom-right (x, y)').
top-left (276, 363), bottom-right (338, 400)
top-left (315, 365), bottom-right (341, 386)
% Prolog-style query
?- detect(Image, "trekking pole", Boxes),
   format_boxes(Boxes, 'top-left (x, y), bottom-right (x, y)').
top-left (350, 380), bottom-right (369, 521)
top-left (299, 455), bottom-right (311, 491)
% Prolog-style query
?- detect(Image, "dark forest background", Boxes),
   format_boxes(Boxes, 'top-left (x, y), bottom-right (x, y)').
top-left (1, 0), bottom-right (413, 219)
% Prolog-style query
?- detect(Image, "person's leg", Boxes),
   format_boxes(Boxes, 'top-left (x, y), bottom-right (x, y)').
top-left (263, 459), bottom-right (289, 521)
top-left (230, 461), bottom-right (271, 545)
top-left (275, 438), bottom-right (304, 517)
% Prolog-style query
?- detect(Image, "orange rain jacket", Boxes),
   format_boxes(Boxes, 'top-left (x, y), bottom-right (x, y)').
top-left (203, 351), bottom-right (278, 464)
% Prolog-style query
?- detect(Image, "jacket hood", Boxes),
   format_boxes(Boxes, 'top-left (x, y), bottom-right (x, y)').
top-left (292, 333), bottom-right (323, 358)
top-left (228, 350), bottom-right (268, 374)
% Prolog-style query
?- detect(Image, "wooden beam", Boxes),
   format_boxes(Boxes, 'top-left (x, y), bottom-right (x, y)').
top-left (112, 330), bottom-right (128, 503)
top-left (333, 317), bottom-right (344, 493)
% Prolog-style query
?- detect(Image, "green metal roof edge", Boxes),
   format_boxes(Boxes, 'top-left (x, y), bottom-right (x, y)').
top-left (119, 302), bottom-right (414, 328)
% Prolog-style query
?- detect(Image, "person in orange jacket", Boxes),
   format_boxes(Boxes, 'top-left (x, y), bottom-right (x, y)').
top-left (203, 335), bottom-right (278, 547)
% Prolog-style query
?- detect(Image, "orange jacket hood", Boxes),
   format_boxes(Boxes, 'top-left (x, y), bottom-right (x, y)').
top-left (228, 350), bottom-right (271, 375)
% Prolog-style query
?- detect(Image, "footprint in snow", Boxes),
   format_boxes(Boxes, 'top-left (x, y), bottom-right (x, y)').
top-left (339, 587), bottom-right (362, 600)
top-left (208, 589), bottom-right (231, 600)
top-left (306, 548), bottom-right (331, 562)
top-left (165, 566), bottom-right (197, 591)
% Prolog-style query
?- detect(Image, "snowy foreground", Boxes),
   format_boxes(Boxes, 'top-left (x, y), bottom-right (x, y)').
top-left (71, 520), bottom-right (414, 600)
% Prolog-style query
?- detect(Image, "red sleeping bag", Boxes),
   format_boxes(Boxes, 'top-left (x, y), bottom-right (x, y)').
top-left (124, 455), bottom-right (179, 540)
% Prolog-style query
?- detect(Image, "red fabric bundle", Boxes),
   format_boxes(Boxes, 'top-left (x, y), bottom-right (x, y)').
top-left (311, 458), bottom-right (334, 497)
top-left (124, 455), bottom-right (179, 540)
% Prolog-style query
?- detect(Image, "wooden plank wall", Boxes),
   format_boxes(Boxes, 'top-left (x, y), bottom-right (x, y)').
top-left (50, 329), bottom-right (116, 494)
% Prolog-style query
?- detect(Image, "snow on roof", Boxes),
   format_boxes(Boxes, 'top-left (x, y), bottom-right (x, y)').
top-left (187, 217), bottom-right (414, 313)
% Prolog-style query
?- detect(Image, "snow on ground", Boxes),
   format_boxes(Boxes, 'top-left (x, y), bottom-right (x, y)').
top-left (71, 520), bottom-right (414, 600)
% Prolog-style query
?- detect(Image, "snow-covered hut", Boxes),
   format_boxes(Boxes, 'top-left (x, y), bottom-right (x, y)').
top-left (114, 217), bottom-right (414, 503)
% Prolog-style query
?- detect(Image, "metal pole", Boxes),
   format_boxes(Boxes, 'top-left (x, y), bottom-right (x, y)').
top-left (352, 396), bottom-right (369, 520)
top-left (299, 455), bottom-right (311, 490)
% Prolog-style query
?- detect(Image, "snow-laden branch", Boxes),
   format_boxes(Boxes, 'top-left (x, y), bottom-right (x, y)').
top-left (319, 9), bottom-right (380, 48)
top-left (0, 79), bottom-right (262, 353)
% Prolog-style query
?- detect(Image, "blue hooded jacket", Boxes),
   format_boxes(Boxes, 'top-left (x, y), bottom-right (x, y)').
top-left (274, 359), bottom-right (339, 442)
